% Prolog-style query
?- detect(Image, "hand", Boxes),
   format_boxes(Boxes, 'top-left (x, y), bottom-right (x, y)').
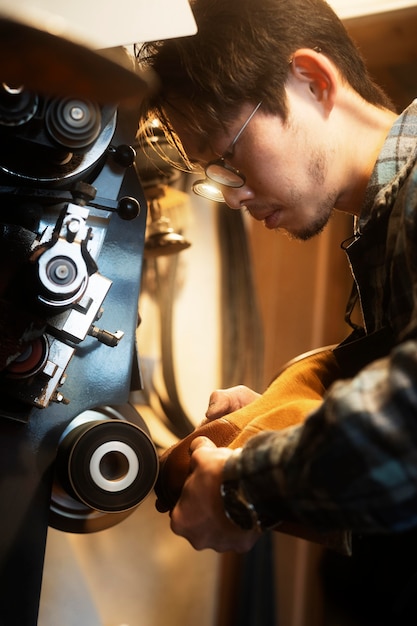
top-left (205, 385), bottom-right (261, 420)
top-left (169, 436), bottom-right (261, 553)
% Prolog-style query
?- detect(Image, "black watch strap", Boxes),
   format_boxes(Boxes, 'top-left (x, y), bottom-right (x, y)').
top-left (221, 448), bottom-right (281, 532)
top-left (220, 479), bottom-right (260, 531)
top-left (221, 448), bottom-right (261, 531)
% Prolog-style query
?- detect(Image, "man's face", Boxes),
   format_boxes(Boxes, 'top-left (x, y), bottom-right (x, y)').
top-left (169, 81), bottom-right (345, 241)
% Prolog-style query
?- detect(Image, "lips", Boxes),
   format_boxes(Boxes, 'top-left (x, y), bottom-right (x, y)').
top-left (248, 207), bottom-right (282, 230)
top-left (264, 210), bottom-right (283, 229)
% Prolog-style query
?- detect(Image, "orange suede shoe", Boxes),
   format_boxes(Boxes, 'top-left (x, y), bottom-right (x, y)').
top-left (155, 347), bottom-right (351, 554)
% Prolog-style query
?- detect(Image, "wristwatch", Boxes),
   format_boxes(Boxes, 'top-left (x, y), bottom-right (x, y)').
top-left (220, 449), bottom-right (261, 531)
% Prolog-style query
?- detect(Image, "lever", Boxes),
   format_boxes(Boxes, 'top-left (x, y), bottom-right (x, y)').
top-left (88, 326), bottom-right (124, 347)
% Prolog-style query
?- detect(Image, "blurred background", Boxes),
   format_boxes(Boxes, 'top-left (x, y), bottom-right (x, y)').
top-left (0, 1), bottom-right (416, 624)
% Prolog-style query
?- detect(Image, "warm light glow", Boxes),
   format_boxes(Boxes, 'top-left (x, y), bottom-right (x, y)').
top-left (192, 180), bottom-right (225, 203)
top-left (328, 0), bottom-right (417, 19)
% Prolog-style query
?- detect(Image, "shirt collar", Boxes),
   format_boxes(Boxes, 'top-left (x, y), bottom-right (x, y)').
top-left (358, 99), bottom-right (417, 230)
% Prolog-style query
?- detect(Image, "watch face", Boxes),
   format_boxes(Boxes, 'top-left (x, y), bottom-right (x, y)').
top-left (221, 482), bottom-right (256, 531)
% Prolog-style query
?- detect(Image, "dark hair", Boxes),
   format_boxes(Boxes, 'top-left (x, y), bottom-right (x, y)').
top-left (136, 0), bottom-right (393, 146)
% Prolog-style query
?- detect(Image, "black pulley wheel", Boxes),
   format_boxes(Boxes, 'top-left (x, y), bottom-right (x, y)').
top-left (46, 98), bottom-right (101, 149)
top-left (51, 405), bottom-right (159, 532)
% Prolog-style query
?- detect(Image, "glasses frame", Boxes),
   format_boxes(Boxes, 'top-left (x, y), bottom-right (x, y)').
top-left (192, 101), bottom-right (263, 202)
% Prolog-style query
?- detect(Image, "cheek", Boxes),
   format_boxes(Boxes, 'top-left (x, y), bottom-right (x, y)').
top-left (307, 148), bottom-right (328, 186)
top-left (251, 151), bottom-right (294, 194)
top-left (241, 121), bottom-right (303, 194)
top-left (241, 141), bottom-right (282, 189)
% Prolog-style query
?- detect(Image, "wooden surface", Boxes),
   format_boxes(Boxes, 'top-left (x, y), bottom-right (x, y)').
top-left (345, 5), bottom-right (417, 111)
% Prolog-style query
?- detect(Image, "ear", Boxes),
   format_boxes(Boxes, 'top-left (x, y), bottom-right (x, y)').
top-left (289, 48), bottom-right (337, 113)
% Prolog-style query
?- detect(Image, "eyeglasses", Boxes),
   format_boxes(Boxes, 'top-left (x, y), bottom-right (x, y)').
top-left (192, 101), bottom-right (263, 203)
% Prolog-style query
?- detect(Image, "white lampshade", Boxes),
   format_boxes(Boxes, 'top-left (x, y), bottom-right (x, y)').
top-left (0, 0), bottom-right (197, 49)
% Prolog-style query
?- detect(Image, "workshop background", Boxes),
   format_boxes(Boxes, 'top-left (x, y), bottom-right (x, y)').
top-left (1, 0), bottom-right (416, 624)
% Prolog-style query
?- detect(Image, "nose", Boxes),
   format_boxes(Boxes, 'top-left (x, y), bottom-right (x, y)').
top-left (221, 185), bottom-right (254, 209)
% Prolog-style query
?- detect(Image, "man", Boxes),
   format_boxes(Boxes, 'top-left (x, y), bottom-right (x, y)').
top-left (137, 0), bottom-right (417, 618)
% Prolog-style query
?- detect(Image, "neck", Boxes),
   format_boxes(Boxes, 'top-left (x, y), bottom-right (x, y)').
top-left (334, 95), bottom-right (398, 217)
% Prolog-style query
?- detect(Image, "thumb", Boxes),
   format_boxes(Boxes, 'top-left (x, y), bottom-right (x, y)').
top-left (205, 390), bottom-right (233, 420)
top-left (189, 436), bottom-right (217, 454)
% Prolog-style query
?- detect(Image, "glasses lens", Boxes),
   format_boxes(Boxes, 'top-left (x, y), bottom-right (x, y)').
top-left (192, 179), bottom-right (225, 202)
top-left (206, 161), bottom-right (245, 188)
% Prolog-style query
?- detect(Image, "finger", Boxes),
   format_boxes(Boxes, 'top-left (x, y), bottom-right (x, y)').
top-left (189, 435), bottom-right (216, 454)
top-left (155, 498), bottom-right (171, 513)
top-left (205, 390), bottom-right (231, 419)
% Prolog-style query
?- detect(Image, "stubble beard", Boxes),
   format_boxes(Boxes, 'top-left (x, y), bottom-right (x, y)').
top-left (284, 146), bottom-right (337, 241)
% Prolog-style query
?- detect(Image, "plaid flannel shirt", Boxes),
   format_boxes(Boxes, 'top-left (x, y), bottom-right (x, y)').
top-left (236, 100), bottom-right (417, 533)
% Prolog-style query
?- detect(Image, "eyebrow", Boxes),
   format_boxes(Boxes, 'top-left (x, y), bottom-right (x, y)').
top-left (172, 127), bottom-right (213, 170)
top-left (193, 134), bottom-right (216, 159)
top-left (187, 137), bottom-right (219, 167)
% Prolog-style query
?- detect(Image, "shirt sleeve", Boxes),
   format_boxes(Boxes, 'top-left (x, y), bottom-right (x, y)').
top-left (233, 339), bottom-right (417, 534)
